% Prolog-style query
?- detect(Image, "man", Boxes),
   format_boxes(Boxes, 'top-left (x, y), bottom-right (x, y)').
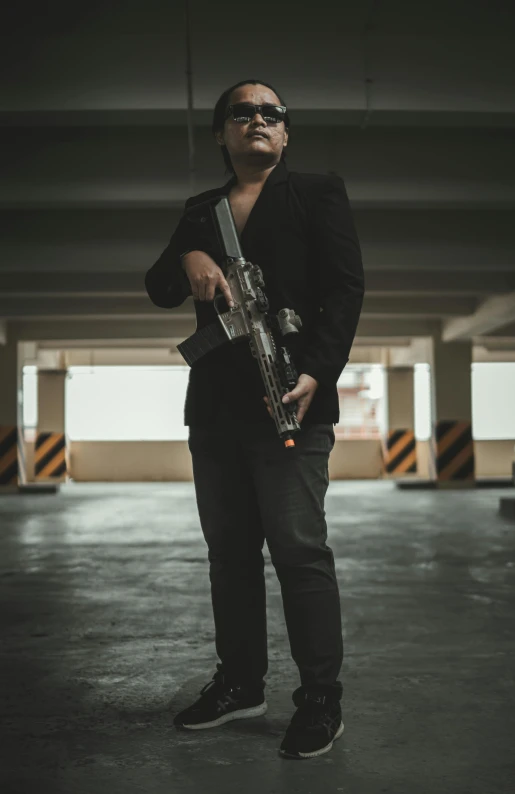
top-left (145, 79), bottom-right (365, 759)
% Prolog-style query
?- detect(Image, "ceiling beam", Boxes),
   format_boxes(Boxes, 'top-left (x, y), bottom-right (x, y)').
top-left (8, 317), bottom-right (442, 344)
top-left (476, 336), bottom-right (515, 350)
top-left (1, 270), bottom-right (514, 297)
top-left (0, 294), bottom-right (478, 320)
top-left (3, 110), bottom-right (515, 128)
top-left (442, 292), bottom-right (515, 340)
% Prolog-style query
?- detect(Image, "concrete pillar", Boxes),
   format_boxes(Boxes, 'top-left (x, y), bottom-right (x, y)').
top-left (383, 366), bottom-right (417, 477)
top-left (38, 371), bottom-right (66, 433)
top-left (429, 337), bottom-right (474, 488)
top-left (0, 329), bottom-right (25, 488)
top-left (35, 370), bottom-right (67, 481)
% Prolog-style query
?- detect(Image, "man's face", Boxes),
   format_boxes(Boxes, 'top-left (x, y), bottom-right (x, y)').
top-left (215, 84), bottom-right (289, 169)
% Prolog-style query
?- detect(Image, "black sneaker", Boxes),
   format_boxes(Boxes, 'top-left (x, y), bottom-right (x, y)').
top-left (279, 689), bottom-right (344, 759)
top-left (173, 670), bottom-right (267, 730)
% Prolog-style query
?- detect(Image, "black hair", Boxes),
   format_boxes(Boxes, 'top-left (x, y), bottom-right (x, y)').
top-left (211, 78), bottom-right (290, 176)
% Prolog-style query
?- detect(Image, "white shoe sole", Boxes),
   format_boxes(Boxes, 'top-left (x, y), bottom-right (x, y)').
top-left (279, 720), bottom-right (345, 759)
top-left (178, 700), bottom-right (268, 730)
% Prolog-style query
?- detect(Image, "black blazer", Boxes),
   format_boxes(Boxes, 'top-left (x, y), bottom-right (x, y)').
top-left (145, 159), bottom-right (365, 426)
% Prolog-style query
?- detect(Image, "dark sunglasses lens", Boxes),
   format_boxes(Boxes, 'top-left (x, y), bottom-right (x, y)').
top-left (261, 105), bottom-right (285, 123)
top-left (231, 103), bottom-right (284, 123)
top-left (230, 104), bottom-right (254, 122)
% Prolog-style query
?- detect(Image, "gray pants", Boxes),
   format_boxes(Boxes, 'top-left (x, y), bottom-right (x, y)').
top-left (187, 417), bottom-right (344, 702)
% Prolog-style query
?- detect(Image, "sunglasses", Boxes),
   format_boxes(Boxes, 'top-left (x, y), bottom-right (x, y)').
top-left (224, 103), bottom-right (288, 125)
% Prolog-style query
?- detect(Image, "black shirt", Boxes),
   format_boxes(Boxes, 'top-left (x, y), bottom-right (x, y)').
top-left (145, 159), bottom-right (365, 427)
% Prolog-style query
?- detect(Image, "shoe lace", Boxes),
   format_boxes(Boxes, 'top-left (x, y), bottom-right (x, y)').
top-left (199, 678), bottom-right (239, 710)
top-left (291, 695), bottom-right (340, 732)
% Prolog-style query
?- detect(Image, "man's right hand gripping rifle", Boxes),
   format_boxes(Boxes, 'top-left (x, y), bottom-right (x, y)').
top-left (181, 250), bottom-right (235, 308)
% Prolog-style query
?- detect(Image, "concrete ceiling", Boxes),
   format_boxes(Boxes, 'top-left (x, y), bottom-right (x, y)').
top-left (1, 0), bottom-right (514, 354)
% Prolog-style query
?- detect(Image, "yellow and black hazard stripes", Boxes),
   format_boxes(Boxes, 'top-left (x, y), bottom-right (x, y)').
top-left (384, 429), bottom-right (417, 474)
top-left (0, 425), bottom-right (18, 485)
top-left (35, 432), bottom-right (67, 480)
top-left (435, 420), bottom-right (474, 481)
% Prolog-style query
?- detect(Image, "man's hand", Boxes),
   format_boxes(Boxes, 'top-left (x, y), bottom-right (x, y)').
top-left (182, 250), bottom-right (234, 307)
top-left (263, 373), bottom-right (319, 424)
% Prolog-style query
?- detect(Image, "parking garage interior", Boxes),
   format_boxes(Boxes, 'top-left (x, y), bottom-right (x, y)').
top-left (1, 2), bottom-right (515, 792)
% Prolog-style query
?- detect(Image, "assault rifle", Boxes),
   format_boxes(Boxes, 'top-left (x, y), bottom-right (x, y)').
top-left (177, 195), bottom-right (303, 449)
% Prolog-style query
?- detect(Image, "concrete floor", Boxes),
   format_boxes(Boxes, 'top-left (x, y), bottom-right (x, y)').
top-left (1, 481), bottom-right (514, 794)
